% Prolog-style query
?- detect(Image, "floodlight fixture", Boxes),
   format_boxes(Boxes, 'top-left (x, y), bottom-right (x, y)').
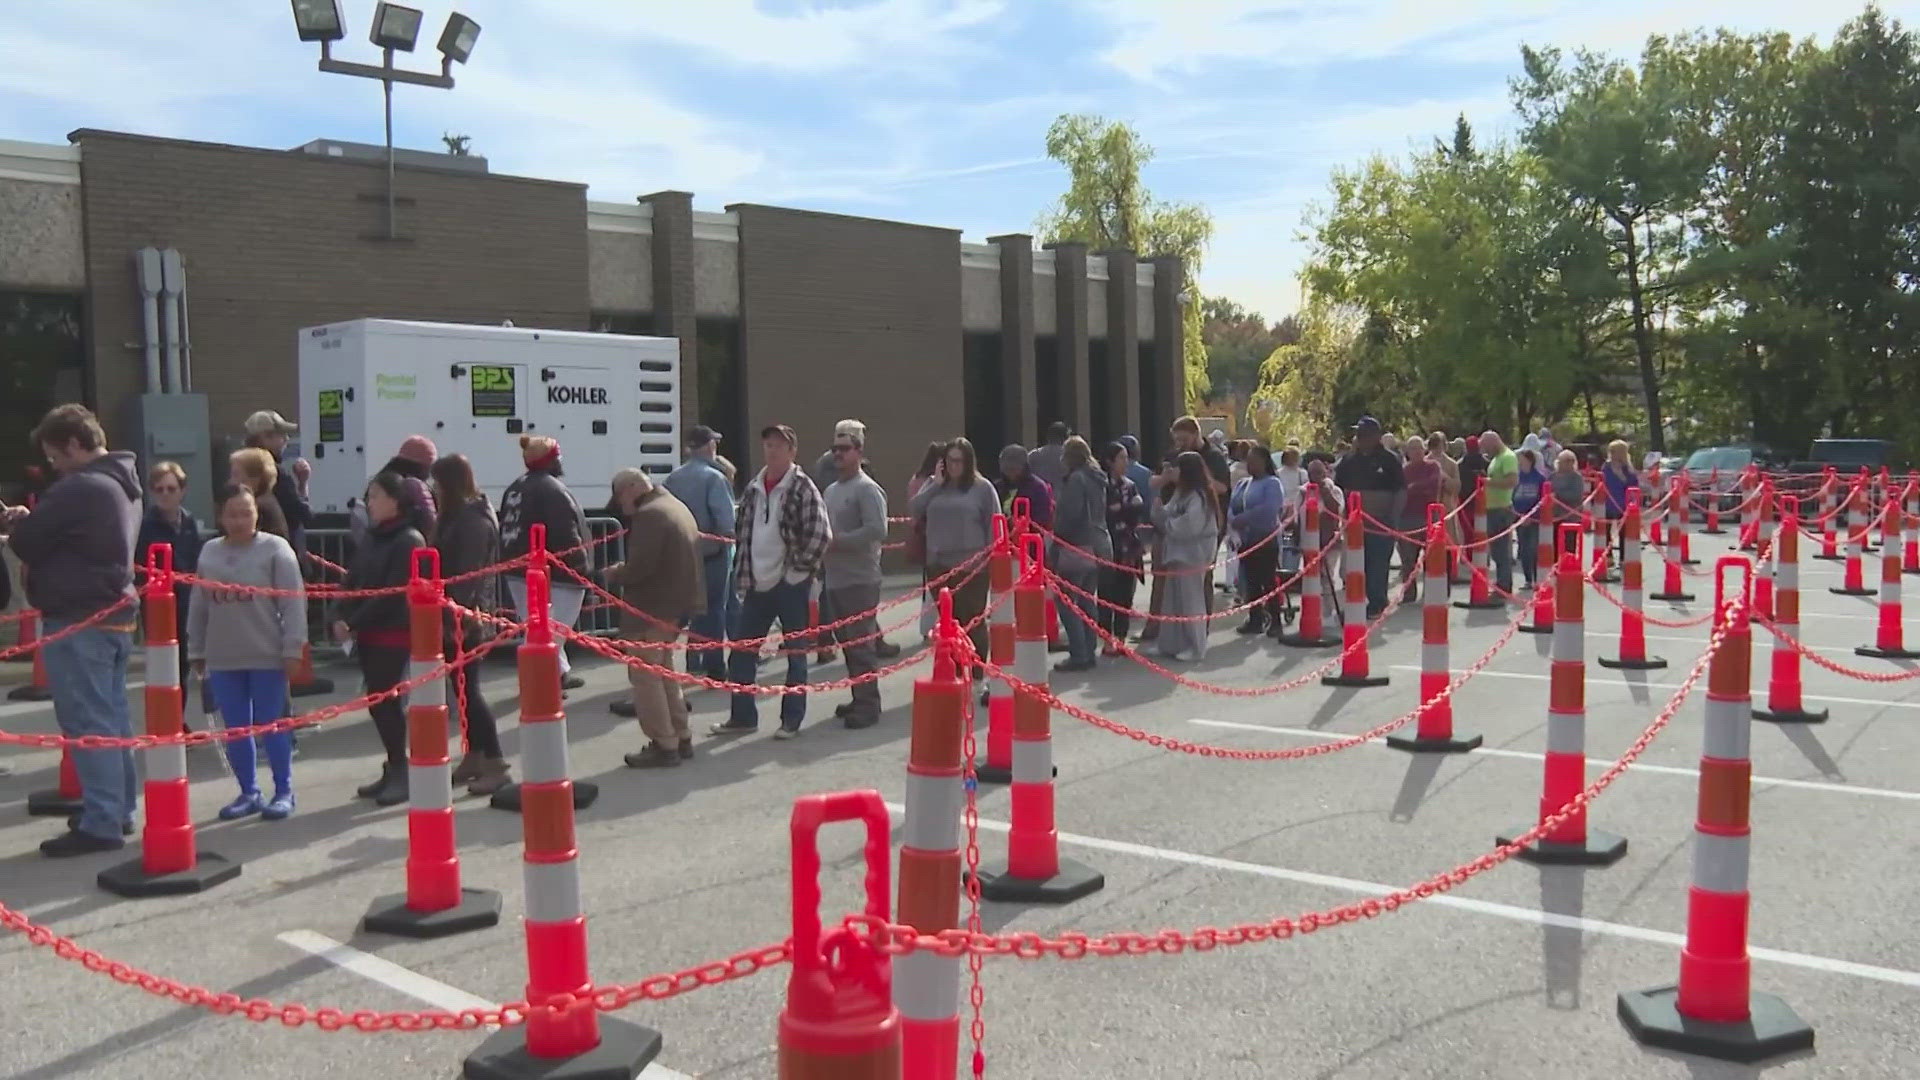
top-left (437, 13), bottom-right (480, 64)
top-left (370, 2), bottom-right (423, 51)
top-left (289, 0), bottom-right (346, 42)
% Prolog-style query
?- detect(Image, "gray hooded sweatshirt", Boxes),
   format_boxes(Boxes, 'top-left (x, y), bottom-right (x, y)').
top-left (6, 450), bottom-right (142, 624)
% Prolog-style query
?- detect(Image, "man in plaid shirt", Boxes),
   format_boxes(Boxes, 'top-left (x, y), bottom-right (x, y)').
top-left (713, 423), bottom-right (833, 738)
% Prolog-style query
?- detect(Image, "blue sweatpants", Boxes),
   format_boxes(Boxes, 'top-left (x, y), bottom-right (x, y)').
top-left (207, 669), bottom-right (294, 797)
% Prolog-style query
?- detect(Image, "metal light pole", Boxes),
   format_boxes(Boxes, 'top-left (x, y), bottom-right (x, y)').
top-left (291, 2), bottom-right (480, 240)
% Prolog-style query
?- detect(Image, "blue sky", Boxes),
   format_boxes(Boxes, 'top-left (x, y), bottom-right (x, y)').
top-left (1, 1), bottom-right (1901, 321)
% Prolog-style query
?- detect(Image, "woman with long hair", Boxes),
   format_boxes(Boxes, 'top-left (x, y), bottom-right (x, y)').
top-left (189, 485), bottom-right (306, 820)
top-left (908, 436), bottom-right (999, 672)
top-left (1397, 436), bottom-right (1443, 603)
top-left (1601, 438), bottom-right (1639, 563)
top-left (138, 461), bottom-right (209, 732)
top-left (1228, 444), bottom-right (1286, 635)
top-left (907, 440), bottom-right (947, 641)
top-left (429, 454), bottom-right (511, 796)
top-left (1152, 451), bottom-right (1220, 662)
top-left (229, 446), bottom-right (292, 541)
top-left (1512, 447), bottom-right (1549, 588)
top-left (332, 471), bottom-right (428, 806)
top-left (1050, 436), bottom-right (1111, 672)
top-left (1096, 441), bottom-right (1147, 654)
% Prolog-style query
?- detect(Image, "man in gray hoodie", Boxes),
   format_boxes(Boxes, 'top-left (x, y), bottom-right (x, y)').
top-left (3, 405), bottom-right (144, 857)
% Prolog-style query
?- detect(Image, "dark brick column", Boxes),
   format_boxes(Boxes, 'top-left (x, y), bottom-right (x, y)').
top-left (1099, 249), bottom-right (1141, 442)
top-left (989, 233), bottom-right (1037, 449)
top-left (1046, 240), bottom-right (1091, 437)
top-left (641, 190), bottom-right (698, 420)
top-left (1150, 254), bottom-right (1187, 464)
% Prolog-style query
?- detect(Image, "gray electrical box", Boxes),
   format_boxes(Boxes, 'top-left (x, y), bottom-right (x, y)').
top-left (123, 393), bottom-right (214, 524)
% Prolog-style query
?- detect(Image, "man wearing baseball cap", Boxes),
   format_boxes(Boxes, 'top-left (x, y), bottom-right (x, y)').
top-left (243, 409), bottom-right (312, 564)
top-left (1331, 415), bottom-right (1406, 617)
top-left (664, 425), bottom-right (737, 681)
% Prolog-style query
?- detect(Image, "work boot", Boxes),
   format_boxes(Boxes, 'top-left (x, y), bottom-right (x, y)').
top-left (451, 752), bottom-right (483, 785)
top-left (874, 639), bottom-right (901, 659)
top-left (1235, 615), bottom-right (1266, 635)
top-left (465, 757), bottom-right (512, 797)
top-left (372, 766), bottom-right (410, 807)
top-left (355, 761), bottom-right (392, 800)
top-left (623, 742), bottom-right (681, 769)
top-left (816, 648), bottom-right (837, 665)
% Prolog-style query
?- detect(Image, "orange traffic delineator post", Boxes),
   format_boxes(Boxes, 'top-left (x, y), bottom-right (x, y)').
top-left (1456, 478), bottom-right (1502, 610)
top-left (1600, 488), bottom-right (1667, 671)
top-left (8, 607), bottom-right (54, 704)
top-left (1754, 497), bottom-right (1828, 724)
top-left (977, 514), bottom-right (1017, 785)
top-left (1902, 476), bottom-right (1919, 575)
top-left (1651, 476), bottom-right (1696, 604)
top-left (99, 543), bottom-right (241, 897)
top-left (1620, 557), bottom-right (1816, 1063)
top-left (779, 789), bottom-right (900, 1080)
top-left (1814, 469), bottom-right (1843, 560)
top-left (1737, 468), bottom-right (1761, 552)
top-left (973, 533), bottom-right (1104, 904)
top-left (25, 747), bottom-right (84, 816)
top-left (1388, 510), bottom-right (1481, 753)
top-left (1587, 507), bottom-right (1616, 584)
top-left (1751, 480), bottom-right (1776, 622)
top-left (1831, 479), bottom-right (1875, 597)
top-left (1648, 464), bottom-right (1666, 547)
top-left (1322, 493), bottom-right (1389, 687)
top-left (1520, 495), bottom-right (1558, 635)
top-left (488, 537), bottom-right (599, 814)
top-left (1856, 498), bottom-right (1920, 660)
top-left (364, 549), bottom-right (502, 938)
top-left (1701, 467), bottom-right (1725, 534)
top-left (1499, 523), bottom-right (1628, 866)
top-left (288, 641), bottom-right (335, 697)
top-left (1278, 483), bottom-right (1341, 648)
top-left (464, 525), bottom-right (660, 1080)
top-left (897, 592), bottom-right (966, 1080)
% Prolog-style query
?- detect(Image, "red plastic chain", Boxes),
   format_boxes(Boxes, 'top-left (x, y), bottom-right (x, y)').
top-left (0, 598), bottom-right (136, 662)
top-left (1053, 538), bottom-right (1332, 625)
top-left (1757, 618), bottom-right (1920, 682)
top-left (851, 616), bottom-right (1722, 960)
top-left (948, 624), bottom-right (990, 1077)
top-left (1584, 576), bottom-right (1714, 628)
top-left (1042, 517), bottom-right (1291, 580)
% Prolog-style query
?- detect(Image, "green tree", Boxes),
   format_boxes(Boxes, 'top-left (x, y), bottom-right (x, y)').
top-left (1251, 300), bottom-right (1365, 447)
top-left (1036, 114), bottom-right (1216, 403)
top-left (1201, 296), bottom-right (1299, 400)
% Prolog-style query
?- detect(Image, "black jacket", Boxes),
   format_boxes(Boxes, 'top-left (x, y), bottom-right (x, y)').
top-left (7, 452), bottom-right (142, 623)
top-left (337, 516), bottom-right (425, 637)
top-left (499, 468), bottom-right (590, 577)
top-left (434, 496), bottom-right (500, 640)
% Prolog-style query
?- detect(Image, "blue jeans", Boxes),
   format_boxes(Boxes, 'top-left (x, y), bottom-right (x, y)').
top-left (1517, 522), bottom-right (1540, 585)
top-left (727, 579), bottom-right (812, 730)
top-left (1056, 567), bottom-right (1100, 664)
top-left (206, 668), bottom-right (293, 797)
top-left (685, 551), bottom-right (733, 679)
top-left (43, 623), bottom-right (136, 839)
top-left (1362, 531), bottom-right (1396, 613)
top-left (1486, 507), bottom-right (1516, 592)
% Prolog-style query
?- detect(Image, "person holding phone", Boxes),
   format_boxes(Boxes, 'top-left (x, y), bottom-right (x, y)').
top-left (189, 485), bottom-right (307, 820)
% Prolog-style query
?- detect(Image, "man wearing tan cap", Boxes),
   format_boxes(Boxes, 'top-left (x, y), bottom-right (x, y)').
top-left (243, 409), bottom-right (312, 563)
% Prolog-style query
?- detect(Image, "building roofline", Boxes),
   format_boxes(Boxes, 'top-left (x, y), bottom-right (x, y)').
top-left (64, 128), bottom-right (588, 191)
top-left (0, 139), bottom-right (80, 184)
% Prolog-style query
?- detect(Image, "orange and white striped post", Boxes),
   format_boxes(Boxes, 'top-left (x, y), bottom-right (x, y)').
top-left (1322, 493), bottom-right (1389, 687)
top-left (1521, 494), bottom-right (1558, 635)
top-left (463, 525), bottom-right (661, 1080)
top-left (1751, 480), bottom-right (1776, 621)
top-left (1388, 510), bottom-right (1481, 753)
top-left (1815, 468), bottom-right (1843, 561)
top-left (1856, 498), bottom-right (1920, 660)
top-left (1587, 508), bottom-right (1615, 583)
top-left (1620, 557), bottom-right (1815, 1063)
top-left (1903, 476), bottom-right (1919, 575)
top-left (1600, 488), bottom-right (1666, 671)
top-left (6, 604), bottom-right (54, 706)
top-left (973, 532), bottom-right (1104, 904)
top-left (1651, 475), bottom-right (1697, 604)
top-left (99, 544), bottom-right (242, 897)
top-left (1702, 467), bottom-right (1725, 534)
top-left (779, 789), bottom-right (900, 1080)
top-left (1456, 477), bottom-right (1502, 610)
top-left (976, 514), bottom-right (1017, 785)
top-left (1278, 484), bottom-right (1341, 648)
top-left (1737, 468), bottom-right (1761, 552)
top-left (1832, 478), bottom-right (1875, 597)
top-left (896, 593), bottom-right (966, 1080)
top-left (1754, 497), bottom-right (1827, 725)
top-left (1499, 523), bottom-right (1628, 866)
top-left (363, 549), bottom-right (501, 937)
top-left (1648, 463), bottom-right (1666, 547)
top-left (24, 745), bottom-right (83, 816)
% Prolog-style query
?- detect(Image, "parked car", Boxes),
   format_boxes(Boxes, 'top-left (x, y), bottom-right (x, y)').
top-left (1682, 446), bottom-right (1761, 513)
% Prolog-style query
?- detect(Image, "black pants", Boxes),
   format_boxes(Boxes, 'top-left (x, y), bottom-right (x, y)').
top-left (1098, 567), bottom-right (1140, 640)
top-left (358, 643), bottom-right (411, 767)
top-left (1240, 543), bottom-right (1284, 625)
top-left (446, 633), bottom-right (502, 758)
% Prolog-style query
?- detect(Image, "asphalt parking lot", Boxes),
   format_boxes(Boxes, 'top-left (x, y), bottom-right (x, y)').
top-left (2, 533), bottom-right (1918, 1079)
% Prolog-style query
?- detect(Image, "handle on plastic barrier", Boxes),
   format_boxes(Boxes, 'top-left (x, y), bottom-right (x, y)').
top-left (1627, 485), bottom-right (1641, 510)
top-left (1714, 555), bottom-right (1752, 630)
top-left (787, 790), bottom-right (893, 1021)
top-left (1426, 501), bottom-right (1443, 527)
top-left (1020, 532), bottom-right (1045, 583)
top-left (1556, 521), bottom-right (1582, 572)
top-left (1781, 495), bottom-right (1799, 525)
top-left (144, 542), bottom-right (174, 593)
top-left (409, 547), bottom-right (443, 604)
top-left (525, 523), bottom-right (552, 645)
top-left (992, 513), bottom-right (1008, 545)
top-left (934, 588), bottom-right (959, 682)
top-left (1011, 497), bottom-right (1031, 532)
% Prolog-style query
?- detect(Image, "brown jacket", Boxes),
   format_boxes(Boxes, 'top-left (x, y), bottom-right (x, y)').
top-left (615, 486), bottom-right (704, 635)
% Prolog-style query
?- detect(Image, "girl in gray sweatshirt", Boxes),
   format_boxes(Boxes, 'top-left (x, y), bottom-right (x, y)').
top-left (188, 485), bottom-right (308, 821)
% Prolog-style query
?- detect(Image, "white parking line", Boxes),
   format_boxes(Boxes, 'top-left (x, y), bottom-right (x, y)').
top-left (1388, 666), bottom-right (1920, 711)
top-left (888, 805), bottom-right (1920, 990)
top-left (1184, 718), bottom-right (1920, 802)
top-left (1583, 627), bottom-right (1862, 657)
top-left (278, 931), bottom-right (693, 1079)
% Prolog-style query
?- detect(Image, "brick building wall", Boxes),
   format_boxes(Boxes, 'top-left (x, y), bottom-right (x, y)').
top-left (70, 129), bottom-right (590, 446)
top-left (731, 204), bottom-right (963, 505)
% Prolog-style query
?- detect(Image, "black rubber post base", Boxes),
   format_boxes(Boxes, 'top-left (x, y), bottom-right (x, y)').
top-left (1753, 704), bottom-right (1830, 724)
top-left (97, 851), bottom-right (241, 897)
top-left (1856, 644), bottom-right (1920, 660)
top-left (1384, 732), bottom-right (1483, 754)
top-left (362, 888), bottom-right (502, 938)
top-left (972, 856), bottom-right (1106, 904)
top-left (462, 1015), bottom-right (663, 1080)
top-left (1699, 525), bottom-right (1725, 535)
top-left (1518, 622), bottom-right (1556, 636)
top-left (1275, 631), bottom-right (1342, 648)
top-left (971, 763), bottom-right (1052, 785)
top-left (1497, 827), bottom-right (1628, 867)
top-left (489, 782), bottom-right (600, 813)
top-left (290, 677), bottom-right (335, 698)
top-left (1812, 552), bottom-right (1845, 562)
top-left (1682, 557), bottom-right (1701, 566)
top-left (7, 683), bottom-right (51, 702)
top-left (608, 699), bottom-right (635, 718)
top-left (1649, 591), bottom-right (1697, 603)
top-left (1321, 673), bottom-right (1389, 688)
top-left (1599, 655), bottom-right (1669, 671)
top-left (1829, 586), bottom-right (1876, 597)
top-left (25, 790), bottom-right (84, 817)
top-left (1452, 598), bottom-right (1505, 611)
top-left (1618, 986), bottom-right (1814, 1064)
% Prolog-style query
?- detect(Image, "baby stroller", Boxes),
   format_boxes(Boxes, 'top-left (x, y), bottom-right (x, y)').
top-left (1275, 522), bottom-right (1345, 630)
